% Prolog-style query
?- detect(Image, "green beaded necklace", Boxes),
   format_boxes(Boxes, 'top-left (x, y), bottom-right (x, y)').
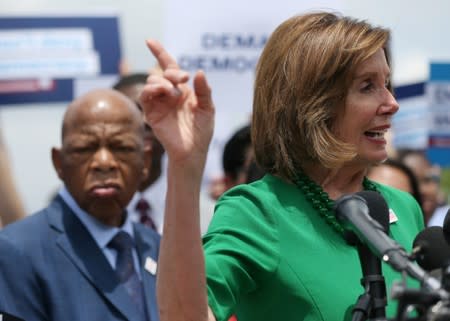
top-left (293, 171), bottom-right (379, 236)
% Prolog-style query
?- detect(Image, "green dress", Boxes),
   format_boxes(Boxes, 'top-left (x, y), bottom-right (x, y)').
top-left (204, 174), bottom-right (424, 321)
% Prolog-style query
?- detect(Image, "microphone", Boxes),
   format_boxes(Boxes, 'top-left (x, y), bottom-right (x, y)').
top-left (353, 191), bottom-right (389, 319)
top-left (442, 208), bottom-right (450, 245)
top-left (412, 226), bottom-right (450, 272)
top-left (414, 225), bottom-right (450, 293)
top-left (344, 191), bottom-right (390, 246)
top-left (334, 191), bottom-right (444, 295)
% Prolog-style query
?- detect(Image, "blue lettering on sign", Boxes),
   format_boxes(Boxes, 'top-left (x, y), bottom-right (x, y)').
top-left (178, 55), bottom-right (258, 73)
top-left (201, 33), bottom-right (267, 50)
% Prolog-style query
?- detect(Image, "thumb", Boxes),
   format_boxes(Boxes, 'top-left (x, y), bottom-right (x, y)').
top-left (193, 70), bottom-right (214, 111)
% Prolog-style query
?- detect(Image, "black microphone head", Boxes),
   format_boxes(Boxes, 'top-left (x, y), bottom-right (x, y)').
top-left (334, 190), bottom-right (389, 245)
top-left (413, 226), bottom-right (450, 271)
top-left (442, 208), bottom-right (450, 245)
top-left (355, 191), bottom-right (390, 234)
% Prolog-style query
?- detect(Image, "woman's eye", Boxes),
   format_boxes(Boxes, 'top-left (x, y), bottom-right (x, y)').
top-left (361, 82), bottom-right (374, 92)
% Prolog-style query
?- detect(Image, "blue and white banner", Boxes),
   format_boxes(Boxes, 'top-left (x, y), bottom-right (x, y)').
top-left (427, 63), bottom-right (450, 166)
top-left (0, 14), bottom-right (121, 105)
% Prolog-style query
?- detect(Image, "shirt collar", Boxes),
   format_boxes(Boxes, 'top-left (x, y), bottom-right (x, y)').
top-left (58, 186), bottom-right (135, 249)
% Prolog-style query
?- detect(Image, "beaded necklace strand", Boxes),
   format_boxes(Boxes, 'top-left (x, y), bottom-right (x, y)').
top-left (293, 171), bottom-right (379, 236)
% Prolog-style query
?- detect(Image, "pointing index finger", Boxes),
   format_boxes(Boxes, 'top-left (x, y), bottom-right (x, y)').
top-left (146, 39), bottom-right (179, 71)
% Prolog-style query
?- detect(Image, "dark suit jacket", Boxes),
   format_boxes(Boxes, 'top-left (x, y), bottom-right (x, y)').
top-left (0, 196), bottom-right (160, 321)
top-left (0, 235), bottom-right (27, 320)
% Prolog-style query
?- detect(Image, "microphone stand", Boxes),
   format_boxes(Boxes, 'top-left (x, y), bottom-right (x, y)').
top-left (352, 244), bottom-right (388, 321)
top-left (351, 291), bottom-right (372, 321)
top-left (351, 275), bottom-right (387, 321)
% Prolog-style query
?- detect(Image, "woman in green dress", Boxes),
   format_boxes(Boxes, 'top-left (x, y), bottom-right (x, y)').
top-left (140, 11), bottom-right (424, 321)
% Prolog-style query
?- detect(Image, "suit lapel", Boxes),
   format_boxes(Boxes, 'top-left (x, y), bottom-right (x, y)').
top-left (134, 224), bottom-right (160, 321)
top-left (48, 197), bottom-right (141, 321)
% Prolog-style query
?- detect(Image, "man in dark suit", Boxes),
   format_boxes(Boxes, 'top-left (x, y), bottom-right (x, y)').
top-left (0, 89), bottom-right (160, 321)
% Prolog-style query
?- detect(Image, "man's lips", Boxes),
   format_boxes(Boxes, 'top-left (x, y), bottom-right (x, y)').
top-left (89, 184), bottom-right (120, 197)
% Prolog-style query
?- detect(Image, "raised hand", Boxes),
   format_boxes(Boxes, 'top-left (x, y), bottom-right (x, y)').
top-left (141, 40), bottom-right (216, 321)
top-left (140, 40), bottom-right (215, 169)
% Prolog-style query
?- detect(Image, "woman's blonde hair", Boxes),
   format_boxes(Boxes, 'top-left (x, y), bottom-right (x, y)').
top-left (252, 12), bottom-right (391, 180)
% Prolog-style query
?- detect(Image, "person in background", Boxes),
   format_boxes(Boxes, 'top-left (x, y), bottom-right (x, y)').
top-left (0, 89), bottom-right (160, 321)
top-left (428, 202), bottom-right (450, 227)
top-left (397, 149), bottom-right (446, 225)
top-left (208, 124), bottom-right (252, 200)
top-left (244, 159), bottom-right (266, 184)
top-left (0, 128), bottom-right (26, 227)
top-left (113, 73), bottom-right (166, 234)
top-left (140, 11), bottom-right (423, 321)
top-left (367, 158), bottom-right (423, 210)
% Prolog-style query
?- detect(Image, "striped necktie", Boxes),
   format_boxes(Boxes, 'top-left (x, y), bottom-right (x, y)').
top-left (108, 231), bottom-right (148, 321)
